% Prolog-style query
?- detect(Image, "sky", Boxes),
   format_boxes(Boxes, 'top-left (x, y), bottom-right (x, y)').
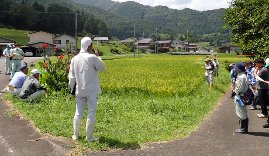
top-left (112, 0), bottom-right (232, 11)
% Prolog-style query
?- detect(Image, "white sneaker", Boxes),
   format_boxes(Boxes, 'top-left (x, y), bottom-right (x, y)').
top-left (257, 113), bottom-right (268, 118)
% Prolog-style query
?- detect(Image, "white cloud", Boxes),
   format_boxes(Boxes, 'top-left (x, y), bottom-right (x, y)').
top-left (113, 0), bottom-right (231, 11)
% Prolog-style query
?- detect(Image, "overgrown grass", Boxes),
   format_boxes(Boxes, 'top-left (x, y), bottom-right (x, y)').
top-left (3, 54), bottom-right (248, 153)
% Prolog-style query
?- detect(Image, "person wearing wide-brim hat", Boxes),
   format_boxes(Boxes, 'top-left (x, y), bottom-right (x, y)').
top-left (233, 62), bottom-right (249, 133)
top-left (203, 58), bottom-right (214, 89)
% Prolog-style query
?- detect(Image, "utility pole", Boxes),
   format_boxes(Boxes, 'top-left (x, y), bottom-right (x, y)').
top-left (186, 30), bottom-right (189, 42)
top-left (75, 11), bottom-right (78, 55)
top-left (133, 23), bottom-right (135, 58)
top-left (155, 27), bottom-right (158, 54)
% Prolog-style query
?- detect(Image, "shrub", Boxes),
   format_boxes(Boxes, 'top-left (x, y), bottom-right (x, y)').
top-left (110, 47), bottom-right (119, 54)
top-left (38, 53), bottom-right (74, 91)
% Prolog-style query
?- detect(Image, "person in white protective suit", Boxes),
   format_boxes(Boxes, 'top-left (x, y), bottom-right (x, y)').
top-left (69, 37), bottom-right (106, 141)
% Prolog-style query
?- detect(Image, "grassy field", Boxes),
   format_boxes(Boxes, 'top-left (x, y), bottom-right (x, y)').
top-left (0, 28), bottom-right (33, 46)
top-left (3, 53), bottom-right (251, 154)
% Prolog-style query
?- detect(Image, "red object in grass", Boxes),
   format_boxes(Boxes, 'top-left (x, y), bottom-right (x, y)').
top-left (66, 66), bottom-right (70, 70)
top-left (59, 55), bottom-right (64, 59)
top-left (45, 63), bottom-right (48, 68)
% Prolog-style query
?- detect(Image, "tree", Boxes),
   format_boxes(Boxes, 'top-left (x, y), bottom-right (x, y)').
top-left (148, 43), bottom-right (155, 50)
top-left (9, 4), bottom-right (39, 30)
top-left (65, 42), bottom-right (76, 53)
top-left (222, 0), bottom-right (269, 58)
top-left (98, 20), bottom-right (110, 38)
top-left (186, 32), bottom-right (196, 43)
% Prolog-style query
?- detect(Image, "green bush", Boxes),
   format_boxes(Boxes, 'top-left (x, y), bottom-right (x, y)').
top-left (110, 47), bottom-right (119, 54)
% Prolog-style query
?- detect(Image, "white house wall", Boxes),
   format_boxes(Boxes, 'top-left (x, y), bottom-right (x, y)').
top-left (53, 35), bottom-right (75, 49)
top-left (29, 32), bottom-right (53, 44)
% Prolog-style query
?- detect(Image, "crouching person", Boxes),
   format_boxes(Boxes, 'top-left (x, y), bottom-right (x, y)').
top-left (233, 62), bottom-right (249, 133)
top-left (7, 65), bottom-right (29, 96)
top-left (18, 69), bottom-right (49, 102)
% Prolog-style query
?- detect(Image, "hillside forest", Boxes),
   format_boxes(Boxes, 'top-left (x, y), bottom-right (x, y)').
top-left (0, 0), bottom-right (110, 39)
top-left (0, 0), bottom-right (231, 47)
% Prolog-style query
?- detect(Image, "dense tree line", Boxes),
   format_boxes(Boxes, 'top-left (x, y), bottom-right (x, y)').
top-left (223, 0), bottom-right (269, 58)
top-left (1, 0), bottom-right (231, 46)
top-left (0, 0), bottom-right (110, 38)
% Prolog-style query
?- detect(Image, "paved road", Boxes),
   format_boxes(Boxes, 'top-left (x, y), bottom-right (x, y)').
top-left (0, 57), bottom-right (72, 156)
top-left (91, 88), bottom-right (269, 156)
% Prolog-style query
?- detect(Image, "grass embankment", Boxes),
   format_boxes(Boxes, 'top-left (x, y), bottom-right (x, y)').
top-left (0, 28), bottom-right (32, 46)
top-left (4, 54), bottom-right (250, 153)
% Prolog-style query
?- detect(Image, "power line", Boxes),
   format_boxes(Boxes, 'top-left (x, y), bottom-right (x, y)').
top-left (0, 11), bottom-right (73, 14)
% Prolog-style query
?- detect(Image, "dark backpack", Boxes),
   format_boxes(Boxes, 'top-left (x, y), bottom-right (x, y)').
top-left (210, 62), bottom-right (214, 70)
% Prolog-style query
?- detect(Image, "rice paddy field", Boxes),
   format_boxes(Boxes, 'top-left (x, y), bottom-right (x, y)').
top-left (4, 54), bottom-right (250, 152)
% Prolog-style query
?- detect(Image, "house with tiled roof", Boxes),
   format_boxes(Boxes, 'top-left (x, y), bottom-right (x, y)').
top-left (93, 37), bottom-right (109, 43)
top-left (27, 31), bottom-right (56, 57)
top-left (0, 36), bottom-right (16, 54)
top-left (137, 38), bottom-right (154, 49)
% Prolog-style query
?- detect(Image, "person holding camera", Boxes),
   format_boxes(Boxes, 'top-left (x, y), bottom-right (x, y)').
top-left (69, 37), bottom-right (105, 141)
top-left (3, 44), bottom-right (13, 75)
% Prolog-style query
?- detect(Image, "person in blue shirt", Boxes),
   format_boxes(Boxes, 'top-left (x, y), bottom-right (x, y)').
top-left (245, 60), bottom-right (257, 110)
top-left (7, 65), bottom-right (29, 95)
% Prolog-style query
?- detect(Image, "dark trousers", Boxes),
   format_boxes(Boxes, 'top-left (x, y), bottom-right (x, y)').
top-left (258, 89), bottom-right (268, 115)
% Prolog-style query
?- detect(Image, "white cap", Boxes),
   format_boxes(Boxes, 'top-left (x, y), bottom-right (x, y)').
top-left (81, 37), bottom-right (92, 52)
top-left (31, 69), bottom-right (42, 75)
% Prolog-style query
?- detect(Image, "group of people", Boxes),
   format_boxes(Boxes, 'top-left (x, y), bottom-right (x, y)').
top-left (7, 65), bottom-right (49, 102)
top-left (230, 58), bottom-right (269, 133)
top-left (5, 37), bottom-right (105, 142)
top-left (3, 43), bottom-right (25, 80)
top-left (204, 58), bottom-right (219, 89)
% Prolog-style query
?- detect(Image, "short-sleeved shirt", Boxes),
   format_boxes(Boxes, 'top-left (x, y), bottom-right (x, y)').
top-left (213, 61), bottom-right (219, 67)
top-left (9, 71), bottom-right (27, 88)
top-left (11, 48), bottom-right (24, 59)
top-left (19, 75), bottom-right (42, 99)
top-left (3, 48), bottom-right (11, 60)
top-left (205, 61), bottom-right (214, 76)
top-left (247, 66), bottom-right (256, 86)
top-left (256, 66), bottom-right (268, 89)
